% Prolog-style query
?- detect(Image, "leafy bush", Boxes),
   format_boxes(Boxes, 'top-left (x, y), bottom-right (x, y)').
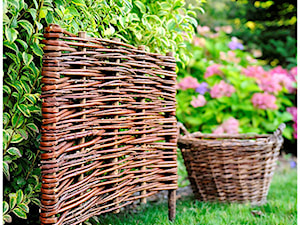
top-left (176, 26), bottom-right (297, 140)
top-left (3, 0), bottom-right (202, 223)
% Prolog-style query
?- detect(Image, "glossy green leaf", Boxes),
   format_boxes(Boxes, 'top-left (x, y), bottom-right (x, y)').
top-left (9, 193), bottom-right (17, 209)
top-left (27, 123), bottom-right (39, 133)
top-left (22, 52), bottom-right (33, 66)
top-left (17, 129), bottom-right (28, 140)
top-left (45, 11), bottom-right (54, 24)
top-left (21, 83), bottom-right (30, 95)
top-left (39, 7), bottom-right (48, 18)
top-left (3, 112), bottom-right (10, 126)
top-left (3, 162), bottom-right (10, 180)
top-left (28, 8), bottom-right (37, 20)
top-left (18, 203), bottom-right (29, 213)
top-left (3, 214), bottom-right (12, 223)
top-left (173, 0), bottom-right (184, 10)
top-left (72, 0), bottom-right (85, 6)
top-left (31, 42), bottom-right (43, 57)
top-left (7, 147), bottom-right (22, 158)
top-left (4, 40), bottom-right (19, 52)
top-left (3, 201), bottom-right (9, 214)
top-left (24, 94), bottom-right (36, 104)
top-left (160, 2), bottom-right (170, 9)
top-left (9, 0), bottom-right (20, 10)
top-left (12, 113), bottom-right (24, 128)
top-left (6, 52), bottom-right (20, 65)
top-left (3, 85), bottom-right (11, 95)
top-left (12, 92), bottom-right (20, 102)
top-left (17, 104), bottom-right (31, 117)
top-left (18, 20), bottom-right (34, 36)
top-left (12, 207), bottom-right (27, 219)
top-left (31, 198), bottom-right (41, 206)
top-left (11, 133), bottom-right (24, 144)
top-left (16, 190), bottom-right (24, 205)
top-left (16, 39), bottom-right (28, 49)
top-left (3, 129), bottom-right (12, 144)
top-left (135, 1), bottom-right (146, 13)
top-left (35, 21), bottom-right (43, 30)
top-left (11, 82), bottom-right (24, 95)
top-left (166, 19), bottom-right (176, 30)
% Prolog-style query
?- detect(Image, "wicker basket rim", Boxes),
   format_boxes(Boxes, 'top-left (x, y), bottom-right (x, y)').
top-left (178, 123), bottom-right (285, 143)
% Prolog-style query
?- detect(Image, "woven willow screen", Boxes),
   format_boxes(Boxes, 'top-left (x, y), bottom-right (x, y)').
top-left (40, 24), bottom-right (178, 225)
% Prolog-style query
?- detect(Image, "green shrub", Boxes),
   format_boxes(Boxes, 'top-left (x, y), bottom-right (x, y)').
top-left (3, 0), bottom-right (202, 223)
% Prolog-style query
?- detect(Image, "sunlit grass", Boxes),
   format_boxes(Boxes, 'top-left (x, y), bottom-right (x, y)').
top-left (96, 168), bottom-right (297, 225)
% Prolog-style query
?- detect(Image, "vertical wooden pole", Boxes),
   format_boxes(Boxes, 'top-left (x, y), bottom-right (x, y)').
top-left (112, 38), bottom-right (120, 213)
top-left (78, 31), bottom-right (86, 225)
top-left (78, 31), bottom-right (87, 182)
top-left (166, 51), bottom-right (176, 221)
top-left (138, 45), bottom-right (147, 204)
top-left (168, 189), bottom-right (176, 221)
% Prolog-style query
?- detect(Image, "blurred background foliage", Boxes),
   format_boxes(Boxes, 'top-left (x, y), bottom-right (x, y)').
top-left (196, 0), bottom-right (297, 68)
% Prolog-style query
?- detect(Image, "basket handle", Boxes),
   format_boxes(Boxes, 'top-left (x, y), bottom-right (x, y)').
top-left (178, 122), bottom-right (191, 137)
top-left (268, 123), bottom-right (285, 142)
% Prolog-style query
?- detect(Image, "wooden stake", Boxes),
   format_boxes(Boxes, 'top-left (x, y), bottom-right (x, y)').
top-left (138, 45), bottom-right (147, 204)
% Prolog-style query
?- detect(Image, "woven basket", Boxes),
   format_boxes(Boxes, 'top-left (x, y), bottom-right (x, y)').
top-left (178, 123), bottom-right (285, 205)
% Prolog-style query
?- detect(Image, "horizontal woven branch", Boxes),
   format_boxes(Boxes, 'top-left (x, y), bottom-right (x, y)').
top-left (40, 24), bottom-right (178, 225)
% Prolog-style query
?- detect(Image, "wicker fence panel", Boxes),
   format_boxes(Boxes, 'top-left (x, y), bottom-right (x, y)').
top-left (40, 24), bottom-right (178, 225)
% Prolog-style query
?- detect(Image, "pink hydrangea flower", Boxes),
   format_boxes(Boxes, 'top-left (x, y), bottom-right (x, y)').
top-left (242, 66), bottom-right (265, 79)
top-left (197, 25), bottom-right (210, 36)
top-left (213, 126), bottom-right (224, 134)
top-left (293, 122), bottom-right (297, 139)
top-left (274, 73), bottom-right (294, 93)
top-left (290, 67), bottom-right (297, 82)
top-left (268, 66), bottom-right (295, 93)
top-left (204, 64), bottom-right (223, 78)
top-left (208, 33), bottom-right (220, 39)
top-left (257, 74), bottom-right (283, 93)
top-left (243, 66), bottom-right (295, 93)
top-left (193, 36), bottom-right (206, 47)
top-left (220, 51), bottom-right (241, 64)
top-left (287, 107), bottom-right (297, 122)
top-left (269, 66), bottom-right (289, 77)
top-left (210, 80), bottom-right (235, 98)
top-left (190, 95), bottom-right (207, 108)
top-left (213, 117), bottom-right (239, 134)
top-left (251, 92), bottom-right (277, 110)
top-left (177, 76), bottom-right (199, 90)
top-left (215, 25), bottom-right (233, 34)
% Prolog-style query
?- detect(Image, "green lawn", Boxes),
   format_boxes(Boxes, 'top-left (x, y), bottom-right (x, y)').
top-left (93, 168), bottom-right (297, 225)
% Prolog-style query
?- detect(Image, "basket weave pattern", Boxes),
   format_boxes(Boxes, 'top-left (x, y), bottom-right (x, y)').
top-left (40, 24), bottom-right (178, 225)
top-left (178, 124), bottom-right (285, 205)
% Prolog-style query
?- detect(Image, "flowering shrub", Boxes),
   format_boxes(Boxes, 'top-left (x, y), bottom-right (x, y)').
top-left (176, 25), bottom-right (297, 140)
top-left (191, 95), bottom-right (207, 108)
top-left (251, 93), bottom-right (277, 110)
top-left (210, 80), bottom-right (235, 98)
